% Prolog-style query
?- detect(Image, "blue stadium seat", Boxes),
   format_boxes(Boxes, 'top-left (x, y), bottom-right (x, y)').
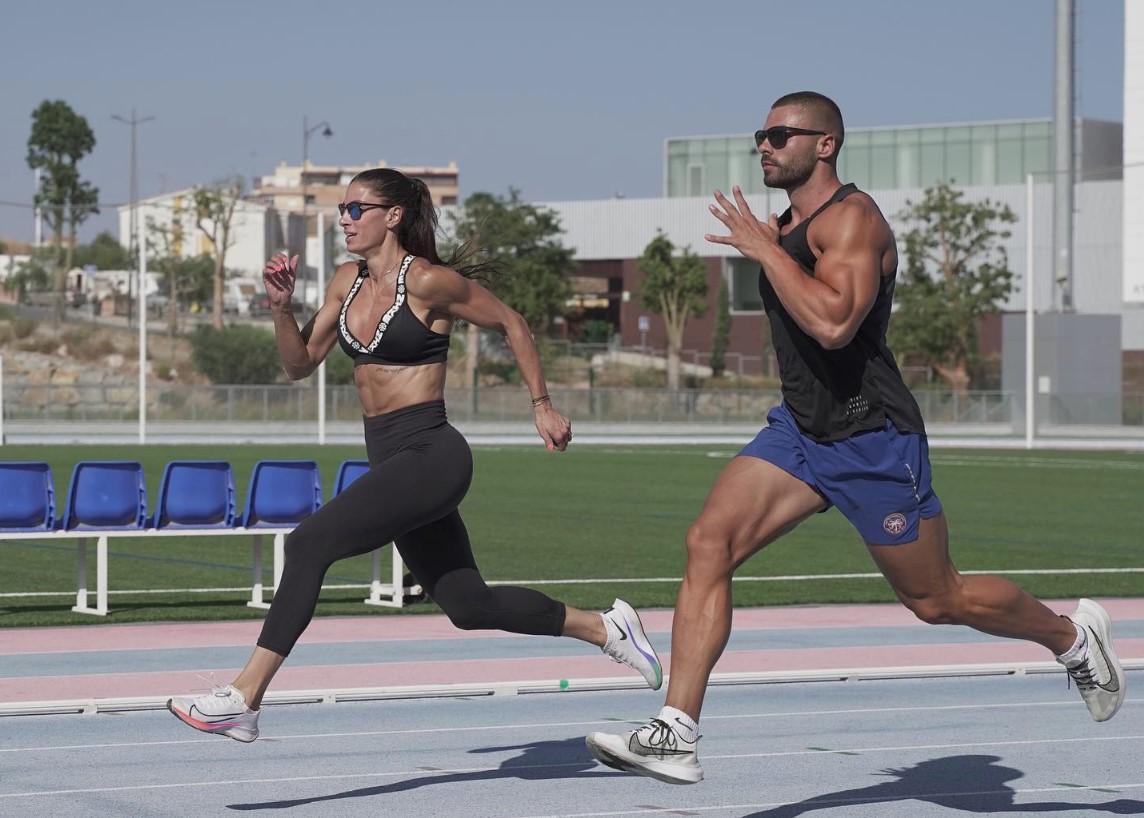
top-left (333, 460), bottom-right (370, 495)
top-left (0, 462), bottom-right (57, 531)
top-left (62, 461), bottom-right (148, 530)
top-left (240, 460), bottom-right (322, 528)
top-left (152, 461), bottom-right (237, 529)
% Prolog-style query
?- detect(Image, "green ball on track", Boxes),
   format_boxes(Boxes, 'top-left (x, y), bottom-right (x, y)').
top-left (559, 679), bottom-right (570, 689)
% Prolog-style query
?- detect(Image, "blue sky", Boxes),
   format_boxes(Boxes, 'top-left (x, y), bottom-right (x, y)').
top-left (0, 0), bottom-right (1125, 242)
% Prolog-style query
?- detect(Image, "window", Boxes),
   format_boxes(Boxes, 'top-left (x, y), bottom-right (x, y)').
top-left (972, 140), bottom-right (996, 185)
top-left (702, 140), bottom-right (729, 194)
top-left (667, 155), bottom-right (688, 196)
top-left (728, 258), bottom-right (764, 312)
top-left (896, 130), bottom-right (921, 189)
top-left (687, 164), bottom-right (705, 197)
top-left (870, 146), bottom-right (896, 189)
top-left (946, 141), bottom-right (971, 186)
top-left (997, 138), bottom-right (1024, 184)
top-left (920, 143), bottom-right (945, 186)
top-left (844, 145), bottom-right (871, 188)
top-left (1024, 135), bottom-right (1051, 177)
top-left (732, 140), bottom-right (759, 193)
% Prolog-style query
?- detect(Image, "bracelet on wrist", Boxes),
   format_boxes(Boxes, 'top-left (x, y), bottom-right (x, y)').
top-left (530, 394), bottom-right (550, 407)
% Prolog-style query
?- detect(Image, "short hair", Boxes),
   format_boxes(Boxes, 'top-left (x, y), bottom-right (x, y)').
top-left (771, 91), bottom-right (845, 154)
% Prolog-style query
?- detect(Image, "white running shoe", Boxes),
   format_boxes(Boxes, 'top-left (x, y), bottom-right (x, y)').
top-left (1058, 598), bottom-right (1126, 722)
top-left (167, 684), bottom-right (260, 743)
top-left (586, 717), bottom-right (703, 784)
top-left (601, 599), bottom-right (663, 690)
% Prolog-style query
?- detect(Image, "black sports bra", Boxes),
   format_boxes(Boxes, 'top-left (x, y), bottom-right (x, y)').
top-left (336, 254), bottom-right (450, 366)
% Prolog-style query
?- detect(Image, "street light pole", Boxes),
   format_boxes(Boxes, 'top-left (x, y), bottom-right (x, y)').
top-left (33, 168), bottom-right (42, 248)
top-left (112, 109), bottom-right (155, 326)
top-left (301, 116), bottom-right (332, 310)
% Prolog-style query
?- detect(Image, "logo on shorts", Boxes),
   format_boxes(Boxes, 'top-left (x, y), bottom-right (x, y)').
top-left (882, 513), bottom-right (908, 536)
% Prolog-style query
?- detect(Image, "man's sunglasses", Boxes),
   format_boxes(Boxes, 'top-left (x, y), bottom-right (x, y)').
top-left (337, 201), bottom-right (391, 220)
top-left (754, 126), bottom-right (827, 150)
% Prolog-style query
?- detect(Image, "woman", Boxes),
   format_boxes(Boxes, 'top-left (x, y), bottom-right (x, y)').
top-left (167, 168), bottom-right (661, 742)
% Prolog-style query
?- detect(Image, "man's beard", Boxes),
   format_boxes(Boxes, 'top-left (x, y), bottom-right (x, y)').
top-left (762, 155), bottom-right (816, 190)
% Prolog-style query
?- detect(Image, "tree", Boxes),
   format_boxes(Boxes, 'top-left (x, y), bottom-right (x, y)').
top-left (74, 231), bottom-right (134, 271)
top-left (9, 250), bottom-right (53, 302)
top-left (26, 100), bottom-right (99, 323)
top-left (446, 189), bottom-right (575, 385)
top-left (709, 274), bottom-right (732, 378)
top-left (147, 217), bottom-right (214, 340)
top-left (890, 183), bottom-right (1015, 394)
top-left (638, 231), bottom-right (708, 391)
top-left (194, 177), bottom-right (244, 330)
top-left (66, 177), bottom-right (99, 275)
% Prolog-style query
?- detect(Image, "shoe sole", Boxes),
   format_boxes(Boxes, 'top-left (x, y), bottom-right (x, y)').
top-left (585, 734), bottom-right (703, 785)
top-left (1075, 598), bottom-right (1126, 722)
top-left (167, 699), bottom-right (259, 743)
top-left (612, 599), bottom-right (664, 690)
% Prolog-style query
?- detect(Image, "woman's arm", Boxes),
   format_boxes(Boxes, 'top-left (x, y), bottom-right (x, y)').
top-left (408, 262), bottom-right (572, 451)
top-left (263, 254), bottom-right (353, 380)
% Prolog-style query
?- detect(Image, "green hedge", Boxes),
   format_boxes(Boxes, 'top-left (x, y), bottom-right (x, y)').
top-left (190, 325), bottom-right (283, 384)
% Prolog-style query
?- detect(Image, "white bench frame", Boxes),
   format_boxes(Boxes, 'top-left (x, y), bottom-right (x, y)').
top-left (0, 528), bottom-right (409, 615)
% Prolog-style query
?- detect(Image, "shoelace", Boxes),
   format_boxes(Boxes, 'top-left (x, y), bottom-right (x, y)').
top-left (640, 718), bottom-right (678, 752)
top-left (191, 671), bottom-right (222, 694)
top-left (1064, 656), bottom-right (1097, 692)
top-left (192, 672), bottom-right (239, 701)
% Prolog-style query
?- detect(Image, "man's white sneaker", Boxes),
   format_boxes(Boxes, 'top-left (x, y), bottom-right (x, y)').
top-left (586, 717), bottom-right (703, 784)
top-left (167, 684), bottom-right (260, 743)
top-left (1058, 598), bottom-right (1125, 722)
top-left (601, 599), bottom-right (663, 690)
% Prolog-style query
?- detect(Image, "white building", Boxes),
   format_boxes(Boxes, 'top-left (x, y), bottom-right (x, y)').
top-left (116, 189), bottom-right (300, 279)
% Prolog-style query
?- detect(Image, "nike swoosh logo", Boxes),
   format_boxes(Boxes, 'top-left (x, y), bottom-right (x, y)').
top-left (190, 705), bottom-right (246, 721)
top-left (605, 609), bottom-right (628, 640)
top-left (1090, 632), bottom-right (1120, 693)
top-left (632, 742), bottom-right (692, 756)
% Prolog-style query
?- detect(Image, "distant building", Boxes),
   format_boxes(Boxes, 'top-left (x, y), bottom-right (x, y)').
top-left (250, 160), bottom-right (460, 212)
top-left (665, 118), bottom-right (1122, 198)
top-left (117, 189), bottom-right (300, 280)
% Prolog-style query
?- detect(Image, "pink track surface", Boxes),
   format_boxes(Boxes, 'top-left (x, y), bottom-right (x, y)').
top-left (3, 599), bottom-right (1142, 704)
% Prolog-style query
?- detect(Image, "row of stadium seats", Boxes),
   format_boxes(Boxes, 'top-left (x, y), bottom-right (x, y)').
top-left (0, 459), bottom-right (372, 533)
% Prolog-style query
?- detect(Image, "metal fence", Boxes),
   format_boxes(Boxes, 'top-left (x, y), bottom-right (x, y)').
top-left (2, 381), bottom-right (1141, 428)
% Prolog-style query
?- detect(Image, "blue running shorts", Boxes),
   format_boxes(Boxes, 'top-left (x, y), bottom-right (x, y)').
top-left (739, 403), bottom-right (943, 545)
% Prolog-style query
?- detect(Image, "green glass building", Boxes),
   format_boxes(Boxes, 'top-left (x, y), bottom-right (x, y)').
top-left (665, 118), bottom-right (1121, 197)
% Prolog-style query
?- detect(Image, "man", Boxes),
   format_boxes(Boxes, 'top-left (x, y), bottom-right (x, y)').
top-left (585, 91), bottom-right (1125, 785)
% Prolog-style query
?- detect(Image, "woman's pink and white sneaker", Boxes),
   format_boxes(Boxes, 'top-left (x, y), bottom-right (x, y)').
top-left (167, 684), bottom-right (260, 743)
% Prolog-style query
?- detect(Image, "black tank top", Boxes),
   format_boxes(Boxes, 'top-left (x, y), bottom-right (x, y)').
top-left (337, 254), bottom-right (450, 366)
top-left (760, 183), bottom-right (925, 441)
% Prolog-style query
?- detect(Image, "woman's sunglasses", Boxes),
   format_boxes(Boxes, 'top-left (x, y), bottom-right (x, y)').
top-left (754, 126), bottom-right (827, 150)
top-left (337, 201), bottom-right (390, 220)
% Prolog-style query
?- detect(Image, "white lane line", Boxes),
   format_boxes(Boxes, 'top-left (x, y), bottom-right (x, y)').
top-left (3, 699), bottom-right (1139, 754)
top-left (5, 565), bottom-right (1144, 599)
top-left (710, 733), bottom-right (1144, 760)
top-left (930, 456), bottom-right (1144, 471)
top-left (3, 737), bottom-right (1143, 800)
top-left (512, 783), bottom-right (1144, 818)
top-left (494, 568), bottom-right (1144, 585)
top-left (0, 763), bottom-right (576, 799)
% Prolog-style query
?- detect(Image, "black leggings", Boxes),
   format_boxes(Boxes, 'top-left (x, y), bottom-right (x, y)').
top-left (257, 400), bottom-right (567, 657)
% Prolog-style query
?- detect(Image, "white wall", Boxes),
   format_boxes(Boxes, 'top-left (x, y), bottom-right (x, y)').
top-left (118, 190), bottom-right (273, 278)
top-left (0, 255), bottom-right (31, 281)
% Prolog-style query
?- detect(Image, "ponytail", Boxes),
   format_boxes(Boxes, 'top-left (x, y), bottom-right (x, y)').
top-left (352, 168), bottom-right (495, 281)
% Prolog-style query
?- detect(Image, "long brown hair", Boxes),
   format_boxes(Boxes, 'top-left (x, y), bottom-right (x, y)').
top-left (351, 168), bottom-right (494, 280)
